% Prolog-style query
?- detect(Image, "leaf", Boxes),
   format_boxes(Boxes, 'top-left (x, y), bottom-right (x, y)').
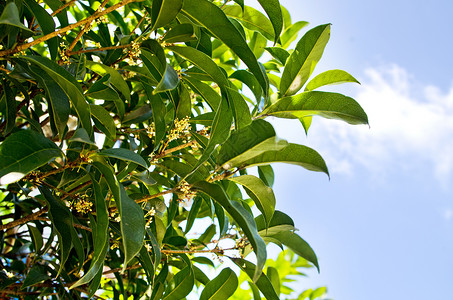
top-left (97, 148), bottom-right (148, 168)
top-left (1, 79), bottom-right (16, 135)
top-left (154, 63), bottom-right (180, 94)
top-left (200, 268), bottom-right (238, 300)
top-left (176, 82), bottom-right (192, 119)
top-left (231, 258), bottom-right (279, 300)
top-left (229, 70), bottom-right (262, 102)
top-left (140, 79), bottom-right (166, 148)
top-left (85, 61), bottom-right (131, 101)
top-left (190, 96), bottom-right (233, 174)
top-left (260, 91), bottom-right (368, 125)
top-left (256, 0), bottom-right (283, 44)
top-left (299, 116), bottom-right (312, 135)
top-left (0, 3), bottom-right (33, 33)
top-left (185, 197), bottom-right (202, 233)
top-left (168, 46), bottom-right (229, 90)
top-left (265, 47), bottom-right (290, 65)
top-left (189, 112), bottom-right (215, 126)
top-left (193, 181), bottom-right (266, 281)
top-left (163, 23), bottom-right (196, 43)
top-left (280, 24), bottom-right (330, 96)
top-left (267, 267), bottom-right (280, 296)
top-left (183, 76), bottom-right (220, 110)
top-left (23, 56), bottom-right (92, 135)
top-left (217, 119), bottom-right (287, 169)
top-left (68, 128), bottom-right (97, 146)
top-left (305, 69), bottom-right (360, 91)
top-left (226, 87), bottom-right (252, 130)
top-left (23, 0), bottom-right (58, 59)
top-left (181, 0), bottom-right (269, 97)
top-left (257, 165), bottom-right (274, 187)
top-left (0, 130), bottom-right (61, 185)
top-left (163, 267), bottom-right (194, 300)
top-left (228, 175), bottom-right (276, 228)
top-left (151, 0), bottom-right (183, 32)
top-left (118, 184), bottom-right (145, 269)
top-left (223, 5), bottom-right (275, 41)
top-left (21, 265), bottom-right (49, 289)
top-left (70, 179), bottom-right (109, 289)
top-left (90, 104), bottom-right (117, 140)
top-left (122, 104), bottom-right (153, 125)
top-left (238, 143), bottom-right (329, 176)
top-left (27, 225), bottom-right (43, 253)
top-left (280, 21), bottom-right (309, 49)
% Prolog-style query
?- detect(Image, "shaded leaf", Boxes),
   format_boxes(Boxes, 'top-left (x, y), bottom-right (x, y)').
top-left (163, 266), bottom-right (194, 300)
top-left (224, 5), bottom-right (275, 41)
top-left (154, 63), bottom-right (180, 94)
top-left (200, 268), bottom-right (238, 300)
top-left (90, 104), bottom-right (117, 140)
top-left (86, 61), bottom-right (131, 101)
top-left (0, 3), bottom-right (33, 33)
top-left (97, 148), bottom-right (148, 168)
top-left (183, 76), bottom-right (220, 110)
top-left (0, 130), bottom-right (61, 185)
top-left (226, 87), bottom-right (252, 130)
top-left (163, 23), bottom-right (196, 43)
top-left (256, 0), bottom-right (283, 44)
top-left (21, 265), bottom-right (49, 289)
top-left (265, 47), bottom-right (290, 65)
top-left (151, 0), bottom-right (183, 32)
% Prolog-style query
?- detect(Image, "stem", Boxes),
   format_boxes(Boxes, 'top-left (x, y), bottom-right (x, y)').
top-left (161, 247), bottom-right (237, 254)
top-left (154, 140), bottom-right (197, 160)
top-left (51, 0), bottom-right (77, 17)
top-left (0, 0), bottom-right (137, 57)
top-left (136, 188), bottom-right (176, 204)
top-left (0, 207), bottom-right (48, 231)
top-left (67, 44), bottom-right (130, 56)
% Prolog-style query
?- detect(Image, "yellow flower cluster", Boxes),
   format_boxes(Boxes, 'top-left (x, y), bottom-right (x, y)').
top-left (147, 123), bottom-right (155, 138)
top-left (58, 42), bottom-right (70, 64)
top-left (168, 117), bottom-right (191, 142)
top-left (178, 181), bottom-right (197, 202)
top-left (72, 197), bottom-right (93, 214)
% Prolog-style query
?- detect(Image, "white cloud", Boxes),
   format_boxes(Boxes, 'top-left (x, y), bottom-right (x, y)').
top-left (273, 64), bottom-right (453, 185)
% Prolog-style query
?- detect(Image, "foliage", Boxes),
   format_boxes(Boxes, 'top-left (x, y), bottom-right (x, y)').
top-left (0, 0), bottom-right (367, 298)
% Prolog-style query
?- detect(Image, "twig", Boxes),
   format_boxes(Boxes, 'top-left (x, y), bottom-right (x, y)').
top-left (67, 44), bottom-right (130, 56)
top-left (153, 140), bottom-right (197, 160)
top-left (0, 207), bottom-right (48, 231)
top-left (51, 0), bottom-right (77, 16)
top-left (136, 189), bottom-right (176, 204)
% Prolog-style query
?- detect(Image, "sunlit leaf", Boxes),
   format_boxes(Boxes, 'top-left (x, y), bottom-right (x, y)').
top-left (200, 268), bottom-right (238, 300)
top-left (305, 69), bottom-right (360, 91)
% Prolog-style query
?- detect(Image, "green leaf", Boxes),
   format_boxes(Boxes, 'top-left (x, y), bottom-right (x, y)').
top-left (168, 45), bottom-right (229, 90)
top-left (191, 96), bottom-right (232, 174)
top-left (70, 179), bottom-right (109, 289)
top-left (189, 112), bottom-right (215, 126)
top-left (23, 56), bottom-right (92, 135)
top-left (229, 70), bottom-right (262, 102)
top-left (193, 181), bottom-right (266, 281)
top-left (299, 116), bottom-right (312, 135)
top-left (280, 21), bottom-right (309, 49)
top-left (97, 148), bottom-right (148, 168)
top-left (256, 0), bottom-right (283, 44)
top-left (90, 104), bottom-right (117, 140)
top-left (176, 82), bottom-right (192, 119)
top-left (27, 225), bottom-right (43, 253)
top-left (280, 24), bottom-right (330, 96)
top-left (265, 47), bottom-right (290, 65)
top-left (163, 266), bottom-right (194, 300)
top-left (185, 197), bottom-right (202, 233)
top-left (68, 128), bottom-right (97, 146)
top-left (0, 3), bottom-right (33, 33)
top-left (267, 267), bottom-right (280, 296)
top-left (228, 175), bottom-right (275, 228)
top-left (200, 268), bottom-right (238, 300)
top-left (1, 80), bottom-right (16, 135)
top-left (163, 23), bottom-right (196, 43)
top-left (181, 0), bottom-right (269, 97)
top-left (21, 265), bottom-right (49, 289)
top-left (85, 61), bottom-right (131, 101)
top-left (140, 79), bottom-right (167, 148)
top-left (238, 143), bottom-right (329, 176)
top-left (226, 87), bottom-right (252, 130)
top-left (0, 130), bottom-right (61, 185)
top-left (23, 0), bottom-right (58, 59)
top-left (183, 76), bottom-right (221, 110)
top-left (151, 0), bottom-right (183, 32)
top-left (223, 5), bottom-right (275, 41)
top-left (154, 63), bottom-right (180, 94)
top-left (260, 91), bottom-right (368, 125)
top-left (231, 258), bottom-right (279, 299)
top-left (257, 165), bottom-right (274, 187)
top-left (119, 184), bottom-right (145, 269)
top-left (217, 119), bottom-right (287, 169)
top-left (305, 69), bottom-right (360, 91)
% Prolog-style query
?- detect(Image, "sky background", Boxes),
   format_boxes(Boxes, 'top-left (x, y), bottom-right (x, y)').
top-left (268, 0), bottom-right (453, 299)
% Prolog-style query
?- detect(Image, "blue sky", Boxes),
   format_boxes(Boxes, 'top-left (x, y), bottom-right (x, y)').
top-left (269, 0), bottom-right (453, 299)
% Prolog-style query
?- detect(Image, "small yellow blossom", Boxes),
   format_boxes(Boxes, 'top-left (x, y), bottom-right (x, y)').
top-left (178, 181), bottom-right (197, 202)
top-left (73, 197), bottom-right (93, 214)
top-left (168, 117), bottom-right (191, 142)
top-left (110, 240), bottom-right (120, 250)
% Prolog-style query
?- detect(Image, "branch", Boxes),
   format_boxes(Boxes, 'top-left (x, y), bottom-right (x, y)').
top-left (0, 207), bottom-right (48, 231)
top-left (0, 0), bottom-right (137, 57)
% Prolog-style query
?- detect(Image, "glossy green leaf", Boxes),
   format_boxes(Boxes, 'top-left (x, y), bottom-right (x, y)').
top-left (23, 0), bottom-right (58, 59)
top-left (181, 0), bottom-right (269, 97)
top-left (163, 23), bottom-right (196, 43)
top-left (183, 76), bottom-right (221, 110)
top-left (226, 87), bottom-right (252, 130)
top-left (191, 96), bottom-right (233, 174)
top-left (189, 112), bottom-right (215, 126)
top-left (305, 69), bottom-right (360, 91)
top-left (140, 80), bottom-right (167, 148)
top-left (23, 56), bottom-right (92, 134)
top-left (260, 91), bottom-right (368, 125)
top-left (0, 130), bottom-right (61, 185)
top-left (300, 116), bottom-right (312, 135)
top-left (122, 104), bottom-right (153, 125)
top-left (185, 197), bottom-right (202, 233)
top-left (265, 47), bottom-right (290, 65)
top-left (70, 179), bottom-right (109, 289)
top-left (85, 61), bottom-right (131, 101)
top-left (256, 0), bottom-right (283, 44)
top-left (163, 266), bottom-right (194, 300)
top-left (154, 64), bottom-right (180, 94)
top-left (223, 5), bottom-right (275, 41)
top-left (238, 143), bottom-right (329, 176)
top-left (27, 225), bottom-right (43, 253)
top-left (90, 104), bottom-right (117, 140)
top-left (193, 181), bottom-right (266, 281)
top-left (230, 70), bottom-right (262, 102)
top-left (0, 3), bottom-right (33, 33)
top-left (280, 21), bottom-right (309, 49)
top-left (217, 119), bottom-right (287, 169)
top-left (231, 258), bottom-right (279, 299)
top-left (176, 83), bottom-right (192, 119)
top-left (267, 266), bottom-right (280, 296)
top-left (21, 265), bottom-right (49, 289)
top-left (96, 148), bottom-right (148, 168)
top-left (257, 165), bottom-right (274, 187)
top-left (168, 45), bottom-right (229, 90)
top-left (280, 24), bottom-right (330, 96)
top-left (151, 0), bottom-right (183, 32)
top-left (200, 268), bottom-right (238, 300)
top-left (228, 175), bottom-right (276, 227)
top-left (68, 128), bottom-right (97, 146)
